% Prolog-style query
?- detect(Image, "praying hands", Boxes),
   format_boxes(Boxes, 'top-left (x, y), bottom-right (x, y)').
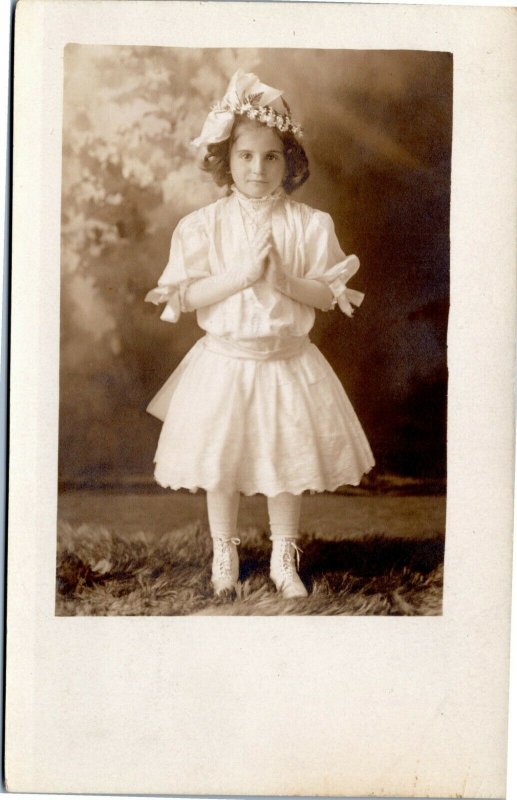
top-left (263, 242), bottom-right (334, 311)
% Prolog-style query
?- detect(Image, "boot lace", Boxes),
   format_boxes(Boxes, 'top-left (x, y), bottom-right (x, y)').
top-left (280, 540), bottom-right (303, 575)
top-left (212, 537), bottom-right (240, 582)
top-left (271, 538), bottom-right (304, 579)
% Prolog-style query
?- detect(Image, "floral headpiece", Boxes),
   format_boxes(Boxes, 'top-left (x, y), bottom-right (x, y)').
top-left (191, 69), bottom-right (303, 149)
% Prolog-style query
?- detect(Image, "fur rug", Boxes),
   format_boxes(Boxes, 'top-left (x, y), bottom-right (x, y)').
top-left (56, 521), bottom-right (444, 616)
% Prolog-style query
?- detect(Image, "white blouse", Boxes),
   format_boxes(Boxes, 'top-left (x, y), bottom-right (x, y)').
top-left (146, 188), bottom-right (364, 342)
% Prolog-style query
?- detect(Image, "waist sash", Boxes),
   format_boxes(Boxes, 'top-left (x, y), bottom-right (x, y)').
top-left (204, 333), bottom-right (310, 361)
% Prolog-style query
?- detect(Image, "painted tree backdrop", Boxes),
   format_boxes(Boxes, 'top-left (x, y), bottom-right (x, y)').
top-left (60, 46), bottom-right (451, 485)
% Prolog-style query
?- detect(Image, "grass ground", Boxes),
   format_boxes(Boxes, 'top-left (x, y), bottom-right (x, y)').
top-left (56, 490), bottom-right (445, 616)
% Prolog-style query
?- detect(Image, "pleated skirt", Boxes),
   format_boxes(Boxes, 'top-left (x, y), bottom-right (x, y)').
top-left (148, 335), bottom-right (375, 496)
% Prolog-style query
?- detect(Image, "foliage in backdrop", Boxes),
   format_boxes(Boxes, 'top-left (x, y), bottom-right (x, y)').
top-left (60, 46), bottom-right (452, 485)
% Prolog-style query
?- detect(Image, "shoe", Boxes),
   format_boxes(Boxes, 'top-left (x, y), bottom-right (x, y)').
top-left (211, 537), bottom-right (240, 595)
top-left (270, 538), bottom-right (308, 599)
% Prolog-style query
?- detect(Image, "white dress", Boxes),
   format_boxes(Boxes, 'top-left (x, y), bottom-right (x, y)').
top-left (146, 188), bottom-right (375, 497)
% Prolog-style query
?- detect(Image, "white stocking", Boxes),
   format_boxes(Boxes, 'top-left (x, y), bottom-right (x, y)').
top-left (207, 490), bottom-right (240, 541)
top-left (267, 492), bottom-right (302, 540)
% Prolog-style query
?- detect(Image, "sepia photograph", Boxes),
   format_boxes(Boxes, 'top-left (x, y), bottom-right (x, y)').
top-left (57, 46), bottom-right (451, 616)
top-left (6, 2), bottom-right (515, 795)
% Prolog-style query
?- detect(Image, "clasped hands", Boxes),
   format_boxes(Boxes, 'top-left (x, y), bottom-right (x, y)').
top-left (242, 229), bottom-right (290, 293)
top-left (182, 228), bottom-right (331, 313)
top-left (237, 229), bottom-right (334, 311)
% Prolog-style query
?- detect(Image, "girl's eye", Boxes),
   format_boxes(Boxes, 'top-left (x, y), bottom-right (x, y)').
top-left (267, 153), bottom-right (279, 161)
top-left (240, 152), bottom-right (252, 160)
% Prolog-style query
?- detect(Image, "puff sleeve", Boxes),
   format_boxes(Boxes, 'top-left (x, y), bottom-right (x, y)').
top-left (145, 212), bottom-right (210, 323)
top-left (303, 209), bottom-right (364, 317)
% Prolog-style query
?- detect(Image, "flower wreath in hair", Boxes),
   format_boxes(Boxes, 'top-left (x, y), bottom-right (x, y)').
top-left (191, 69), bottom-right (303, 150)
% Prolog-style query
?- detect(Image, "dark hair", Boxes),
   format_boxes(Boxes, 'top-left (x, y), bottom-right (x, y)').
top-left (201, 117), bottom-right (310, 194)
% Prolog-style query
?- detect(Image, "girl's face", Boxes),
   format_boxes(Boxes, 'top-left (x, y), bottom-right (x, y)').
top-left (229, 121), bottom-right (286, 198)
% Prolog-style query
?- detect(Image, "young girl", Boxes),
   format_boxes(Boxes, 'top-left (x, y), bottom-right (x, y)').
top-left (145, 70), bottom-right (374, 599)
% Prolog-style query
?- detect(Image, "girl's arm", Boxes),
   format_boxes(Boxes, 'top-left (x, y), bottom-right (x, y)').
top-left (264, 249), bottom-right (334, 311)
top-left (183, 269), bottom-right (253, 311)
top-left (183, 230), bottom-right (272, 311)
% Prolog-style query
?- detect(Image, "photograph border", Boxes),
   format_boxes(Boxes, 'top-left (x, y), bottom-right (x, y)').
top-left (5, 2), bottom-right (516, 796)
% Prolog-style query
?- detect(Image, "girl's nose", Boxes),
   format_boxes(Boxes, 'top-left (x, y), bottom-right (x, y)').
top-left (251, 155), bottom-right (266, 175)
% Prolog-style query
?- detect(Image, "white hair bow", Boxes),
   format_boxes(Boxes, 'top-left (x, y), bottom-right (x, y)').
top-left (191, 69), bottom-right (301, 149)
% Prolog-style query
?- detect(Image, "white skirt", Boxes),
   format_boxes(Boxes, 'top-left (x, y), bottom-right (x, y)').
top-left (148, 334), bottom-right (375, 496)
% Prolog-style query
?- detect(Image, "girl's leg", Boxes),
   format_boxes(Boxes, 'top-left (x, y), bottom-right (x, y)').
top-left (267, 492), bottom-right (308, 598)
top-left (206, 490), bottom-right (241, 594)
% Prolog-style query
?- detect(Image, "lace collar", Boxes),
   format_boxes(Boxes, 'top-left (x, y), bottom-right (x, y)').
top-left (230, 185), bottom-right (285, 209)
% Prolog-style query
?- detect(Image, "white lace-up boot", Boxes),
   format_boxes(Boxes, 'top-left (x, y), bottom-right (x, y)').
top-left (211, 537), bottom-right (241, 595)
top-left (270, 537), bottom-right (308, 599)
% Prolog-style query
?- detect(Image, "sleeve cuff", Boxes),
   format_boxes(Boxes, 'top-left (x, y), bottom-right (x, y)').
top-left (325, 255), bottom-right (364, 317)
top-left (328, 281), bottom-right (365, 317)
top-left (145, 285), bottom-right (182, 323)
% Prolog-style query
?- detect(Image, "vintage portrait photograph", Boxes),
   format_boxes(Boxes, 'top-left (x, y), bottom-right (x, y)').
top-left (56, 46), bottom-right (452, 616)
top-left (6, 2), bottom-right (515, 795)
